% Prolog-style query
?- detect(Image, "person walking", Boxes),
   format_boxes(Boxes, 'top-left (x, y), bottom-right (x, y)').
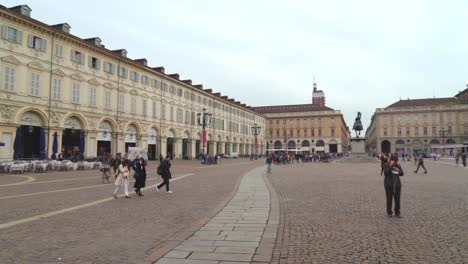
top-left (156, 155), bottom-right (173, 193)
top-left (113, 159), bottom-right (131, 198)
top-left (414, 153), bottom-right (428, 174)
top-left (133, 158), bottom-right (147, 196)
top-left (266, 154), bottom-right (273, 175)
top-left (383, 154), bottom-right (404, 217)
top-left (111, 154), bottom-right (121, 179)
top-left (455, 153), bottom-right (460, 166)
top-left (461, 153), bottom-right (467, 167)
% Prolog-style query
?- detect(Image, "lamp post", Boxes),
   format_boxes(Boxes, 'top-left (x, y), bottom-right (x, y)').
top-left (439, 128), bottom-right (449, 156)
top-left (251, 123), bottom-right (261, 160)
top-left (197, 108), bottom-right (212, 157)
top-left (283, 133), bottom-right (289, 153)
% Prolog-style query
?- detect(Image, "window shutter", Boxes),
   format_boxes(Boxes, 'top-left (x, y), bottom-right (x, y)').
top-left (96, 59), bottom-right (100, 70)
top-left (16, 30), bottom-right (23, 44)
top-left (80, 54), bottom-right (85, 65)
top-left (111, 64), bottom-right (115, 74)
top-left (70, 49), bottom-right (74, 62)
top-left (27, 34), bottom-right (34, 47)
top-left (1, 25), bottom-right (7, 39)
top-left (41, 39), bottom-right (47, 51)
top-left (88, 56), bottom-right (92, 67)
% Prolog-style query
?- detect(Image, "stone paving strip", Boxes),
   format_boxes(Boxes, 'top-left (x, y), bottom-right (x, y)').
top-left (154, 166), bottom-right (279, 264)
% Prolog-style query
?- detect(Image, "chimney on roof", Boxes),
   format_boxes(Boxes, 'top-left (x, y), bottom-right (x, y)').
top-left (182, 80), bottom-right (192, 86)
top-left (112, 49), bottom-right (127, 57)
top-left (205, 89), bottom-right (213, 94)
top-left (84, 37), bottom-right (102, 46)
top-left (134, 59), bottom-right (148, 66)
top-left (9, 5), bottom-right (31, 17)
top-left (168, 73), bottom-right (180, 80)
top-left (51, 23), bottom-right (71, 33)
top-left (153, 67), bottom-right (165, 74)
top-left (193, 84), bottom-right (203, 89)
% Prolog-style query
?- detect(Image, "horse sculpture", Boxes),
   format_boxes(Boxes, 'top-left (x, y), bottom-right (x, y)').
top-left (352, 112), bottom-right (363, 138)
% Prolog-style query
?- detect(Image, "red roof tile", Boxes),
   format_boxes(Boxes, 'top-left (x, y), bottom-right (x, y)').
top-left (252, 104), bottom-right (334, 114)
top-left (385, 98), bottom-right (458, 108)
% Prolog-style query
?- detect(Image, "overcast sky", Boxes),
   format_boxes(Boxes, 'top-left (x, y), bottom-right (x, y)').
top-left (6, 0), bottom-right (468, 130)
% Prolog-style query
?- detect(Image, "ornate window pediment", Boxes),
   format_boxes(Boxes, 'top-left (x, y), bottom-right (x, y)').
top-left (1, 55), bottom-right (21, 65)
top-left (27, 61), bottom-right (46, 71)
top-left (70, 73), bottom-right (85, 81)
top-left (129, 89), bottom-right (139, 95)
top-left (103, 82), bottom-right (114, 89)
top-left (51, 68), bottom-right (66, 77)
top-left (141, 93), bottom-right (149, 98)
top-left (88, 78), bottom-right (101, 86)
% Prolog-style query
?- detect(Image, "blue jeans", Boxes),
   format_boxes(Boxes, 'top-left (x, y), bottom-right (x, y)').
top-left (267, 163), bottom-right (272, 173)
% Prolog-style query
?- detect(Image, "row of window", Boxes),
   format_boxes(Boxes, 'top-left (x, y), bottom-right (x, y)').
top-left (269, 117), bottom-right (335, 125)
top-left (2, 65), bottom-right (260, 126)
top-left (384, 113), bottom-right (454, 123)
top-left (2, 67), bottom-right (255, 133)
top-left (2, 24), bottom-right (259, 122)
top-left (269, 128), bottom-right (335, 138)
top-left (384, 126), bottom-right (454, 137)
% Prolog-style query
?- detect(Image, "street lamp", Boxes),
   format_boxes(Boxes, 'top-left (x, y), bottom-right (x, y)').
top-left (283, 133), bottom-right (289, 153)
top-left (439, 128), bottom-right (449, 155)
top-left (197, 108), bottom-right (212, 156)
top-left (251, 123), bottom-right (261, 159)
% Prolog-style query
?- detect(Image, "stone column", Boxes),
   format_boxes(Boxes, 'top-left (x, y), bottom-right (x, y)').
top-left (220, 141), bottom-right (226, 155)
top-left (175, 137), bottom-right (182, 160)
top-left (190, 139), bottom-right (196, 159)
top-left (160, 137), bottom-right (167, 159)
top-left (87, 130), bottom-right (98, 158)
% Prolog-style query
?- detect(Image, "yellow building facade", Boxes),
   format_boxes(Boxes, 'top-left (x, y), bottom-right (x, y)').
top-left (253, 104), bottom-right (350, 153)
top-left (0, 5), bottom-right (266, 160)
top-left (366, 90), bottom-right (468, 156)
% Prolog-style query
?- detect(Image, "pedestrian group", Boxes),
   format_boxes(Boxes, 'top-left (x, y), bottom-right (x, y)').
top-left (111, 154), bottom-right (173, 198)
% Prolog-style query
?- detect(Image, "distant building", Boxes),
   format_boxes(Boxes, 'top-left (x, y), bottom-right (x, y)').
top-left (312, 82), bottom-right (325, 106)
top-left (365, 87), bottom-right (468, 156)
top-left (252, 103), bottom-right (350, 154)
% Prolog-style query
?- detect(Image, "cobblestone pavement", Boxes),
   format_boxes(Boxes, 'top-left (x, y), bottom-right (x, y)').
top-left (155, 166), bottom-right (279, 264)
top-left (269, 161), bottom-right (468, 264)
top-left (0, 159), bottom-right (262, 264)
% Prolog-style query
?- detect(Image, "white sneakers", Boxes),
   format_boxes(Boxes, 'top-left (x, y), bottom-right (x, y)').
top-left (155, 186), bottom-right (173, 194)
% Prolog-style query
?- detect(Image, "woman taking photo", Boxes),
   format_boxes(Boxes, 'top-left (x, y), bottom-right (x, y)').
top-left (113, 160), bottom-right (131, 198)
top-left (383, 154), bottom-right (404, 217)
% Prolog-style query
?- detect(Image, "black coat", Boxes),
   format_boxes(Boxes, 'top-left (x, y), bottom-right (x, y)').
top-left (383, 163), bottom-right (404, 192)
top-left (160, 160), bottom-right (172, 179)
top-left (133, 162), bottom-right (147, 188)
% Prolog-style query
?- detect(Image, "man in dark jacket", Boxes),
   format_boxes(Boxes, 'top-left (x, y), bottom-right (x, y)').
top-left (384, 154), bottom-right (404, 218)
top-left (156, 156), bottom-right (172, 193)
top-left (414, 153), bottom-right (427, 174)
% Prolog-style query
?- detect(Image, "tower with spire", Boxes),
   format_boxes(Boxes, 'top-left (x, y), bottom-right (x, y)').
top-left (312, 81), bottom-right (326, 106)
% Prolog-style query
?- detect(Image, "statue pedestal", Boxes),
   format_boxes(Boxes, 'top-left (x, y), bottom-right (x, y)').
top-left (338, 137), bottom-right (375, 163)
top-left (350, 137), bottom-right (366, 155)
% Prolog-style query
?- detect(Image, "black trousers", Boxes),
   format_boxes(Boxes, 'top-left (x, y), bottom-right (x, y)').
top-left (157, 178), bottom-right (170, 191)
top-left (415, 162), bottom-right (427, 173)
top-left (385, 186), bottom-right (401, 215)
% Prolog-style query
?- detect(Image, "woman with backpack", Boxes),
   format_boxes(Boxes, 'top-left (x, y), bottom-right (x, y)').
top-left (156, 155), bottom-right (173, 193)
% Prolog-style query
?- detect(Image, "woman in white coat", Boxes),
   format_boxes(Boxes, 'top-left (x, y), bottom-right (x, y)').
top-left (113, 159), bottom-right (131, 198)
